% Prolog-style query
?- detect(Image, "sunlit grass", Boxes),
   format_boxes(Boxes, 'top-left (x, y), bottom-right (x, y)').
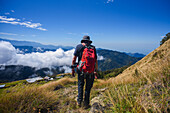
top-left (0, 84), bottom-right (58, 112)
top-left (0, 80), bottom-right (27, 88)
top-left (104, 65), bottom-right (169, 113)
top-left (39, 77), bottom-right (76, 90)
top-left (0, 40), bottom-right (169, 112)
top-left (0, 77), bottom-right (77, 113)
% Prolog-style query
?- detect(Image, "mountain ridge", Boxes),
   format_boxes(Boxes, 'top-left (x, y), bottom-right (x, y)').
top-left (124, 52), bottom-right (145, 58)
top-left (0, 38), bottom-right (74, 50)
top-left (97, 49), bottom-right (141, 71)
top-left (0, 38), bottom-right (145, 57)
top-left (108, 39), bottom-right (170, 84)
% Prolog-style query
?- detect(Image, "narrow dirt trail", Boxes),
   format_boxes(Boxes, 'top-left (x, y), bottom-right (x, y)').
top-left (57, 84), bottom-right (109, 113)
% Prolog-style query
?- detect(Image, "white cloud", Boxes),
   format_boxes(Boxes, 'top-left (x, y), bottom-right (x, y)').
top-left (0, 16), bottom-right (16, 21)
top-left (37, 27), bottom-right (47, 31)
top-left (0, 41), bottom-right (16, 64)
top-left (5, 13), bottom-right (10, 15)
top-left (11, 10), bottom-right (15, 12)
top-left (0, 32), bottom-right (17, 35)
top-left (0, 32), bottom-right (25, 37)
top-left (97, 55), bottom-right (105, 60)
top-left (20, 21), bottom-right (41, 28)
top-left (0, 41), bottom-right (105, 72)
top-left (106, 0), bottom-right (114, 3)
top-left (0, 16), bottom-right (47, 31)
top-left (0, 20), bottom-right (19, 25)
top-left (60, 66), bottom-right (72, 73)
top-left (0, 41), bottom-right (74, 72)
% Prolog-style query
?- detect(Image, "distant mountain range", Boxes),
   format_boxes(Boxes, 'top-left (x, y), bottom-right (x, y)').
top-left (0, 38), bottom-right (145, 82)
top-left (15, 46), bottom-right (56, 54)
top-left (0, 38), bottom-right (145, 57)
top-left (0, 38), bottom-right (74, 51)
top-left (97, 48), bottom-right (145, 58)
top-left (0, 65), bottom-right (64, 82)
top-left (97, 49), bottom-right (142, 71)
top-left (124, 52), bottom-right (145, 58)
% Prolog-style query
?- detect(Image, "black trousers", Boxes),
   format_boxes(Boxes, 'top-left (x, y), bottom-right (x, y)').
top-left (77, 71), bottom-right (94, 105)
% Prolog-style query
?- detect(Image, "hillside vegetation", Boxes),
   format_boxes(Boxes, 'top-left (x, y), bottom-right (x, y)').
top-left (0, 39), bottom-right (169, 113)
top-left (104, 39), bottom-right (170, 112)
top-left (108, 39), bottom-right (170, 85)
top-left (97, 49), bottom-right (141, 71)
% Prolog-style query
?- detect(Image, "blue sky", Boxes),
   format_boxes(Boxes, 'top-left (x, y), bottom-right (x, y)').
top-left (0, 0), bottom-right (169, 54)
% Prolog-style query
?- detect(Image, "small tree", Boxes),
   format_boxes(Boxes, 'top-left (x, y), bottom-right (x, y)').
top-left (160, 32), bottom-right (170, 45)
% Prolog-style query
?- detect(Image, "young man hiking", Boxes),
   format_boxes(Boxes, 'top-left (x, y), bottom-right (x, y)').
top-left (72, 35), bottom-right (98, 109)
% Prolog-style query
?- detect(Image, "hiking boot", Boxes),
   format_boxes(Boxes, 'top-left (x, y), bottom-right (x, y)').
top-left (83, 102), bottom-right (91, 109)
top-left (77, 101), bottom-right (82, 107)
top-left (84, 104), bottom-right (91, 109)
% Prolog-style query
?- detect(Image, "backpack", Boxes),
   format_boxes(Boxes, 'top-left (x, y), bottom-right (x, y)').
top-left (77, 45), bottom-right (96, 73)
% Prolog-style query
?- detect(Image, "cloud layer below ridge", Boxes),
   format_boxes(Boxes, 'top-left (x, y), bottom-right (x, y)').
top-left (0, 41), bottom-right (104, 73)
top-left (0, 41), bottom-right (74, 69)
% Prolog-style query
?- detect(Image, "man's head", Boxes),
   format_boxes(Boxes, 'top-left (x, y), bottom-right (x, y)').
top-left (81, 35), bottom-right (92, 46)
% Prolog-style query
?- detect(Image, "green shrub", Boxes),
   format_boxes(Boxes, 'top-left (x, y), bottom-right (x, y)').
top-left (160, 32), bottom-right (170, 45)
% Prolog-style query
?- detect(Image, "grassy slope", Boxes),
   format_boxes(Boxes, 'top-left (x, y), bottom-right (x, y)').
top-left (103, 39), bottom-right (170, 112)
top-left (0, 78), bottom-right (77, 113)
top-left (107, 39), bottom-right (170, 85)
top-left (0, 40), bottom-right (169, 113)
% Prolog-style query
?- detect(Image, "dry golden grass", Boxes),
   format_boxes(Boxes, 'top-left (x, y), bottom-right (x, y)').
top-left (104, 66), bottom-right (169, 112)
top-left (100, 40), bottom-right (170, 113)
top-left (0, 77), bottom-right (77, 113)
top-left (0, 40), bottom-right (169, 113)
top-left (56, 73), bottom-right (72, 76)
top-left (107, 39), bottom-right (170, 85)
top-left (39, 77), bottom-right (76, 91)
top-left (0, 84), bottom-right (58, 113)
top-left (92, 79), bottom-right (108, 88)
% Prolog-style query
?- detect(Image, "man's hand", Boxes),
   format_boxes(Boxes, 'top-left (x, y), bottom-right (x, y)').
top-left (72, 68), bottom-right (75, 77)
top-left (72, 56), bottom-right (77, 77)
top-left (94, 71), bottom-right (97, 79)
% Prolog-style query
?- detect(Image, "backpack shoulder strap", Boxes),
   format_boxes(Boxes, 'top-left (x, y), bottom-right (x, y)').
top-left (85, 45), bottom-right (95, 49)
top-left (80, 45), bottom-right (86, 52)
